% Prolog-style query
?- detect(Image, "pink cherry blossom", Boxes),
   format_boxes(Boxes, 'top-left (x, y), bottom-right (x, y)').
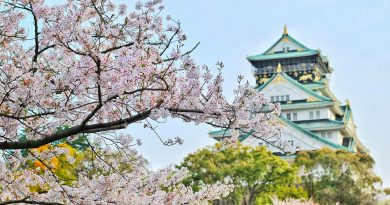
top-left (0, 0), bottom-right (280, 203)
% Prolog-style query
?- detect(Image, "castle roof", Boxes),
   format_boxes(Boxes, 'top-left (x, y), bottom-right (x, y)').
top-left (247, 25), bottom-right (320, 62)
top-left (209, 116), bottom-right (353, 152)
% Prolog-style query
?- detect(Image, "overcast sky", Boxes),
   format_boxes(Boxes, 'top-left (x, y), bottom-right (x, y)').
top-left (125, 0), bottom-right (390, 187)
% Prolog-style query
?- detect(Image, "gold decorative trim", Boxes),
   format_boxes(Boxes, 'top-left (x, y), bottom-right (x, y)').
top-left (276, 63), bottom-right (282, 73)
top-left (283, 24), bottom-right (288, 35)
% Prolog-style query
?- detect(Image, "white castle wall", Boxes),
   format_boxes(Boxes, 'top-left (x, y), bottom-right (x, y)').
top-left (313, 131), bottom-right (344, 145)
top-left (262, 83), bottom-right (309, 102)
top-left (281, 107), bottom-right (333, 121)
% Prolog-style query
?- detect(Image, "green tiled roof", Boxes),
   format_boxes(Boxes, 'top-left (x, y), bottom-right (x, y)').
top-left (282, 101), bottom-right (334, 110)
top-left (208, 129), bottom-right (231, 138)
top-left (303, 83), bottom-right (325, 91)
top-left (247, 50), bottom-right (319, 61)
top-left (342, 105), bottom-right (351, 123)
top-left (339, 105), bottom-right (368, 153)
top-left (265, 33), bottom-right (310, 54)
top-left (209, 129), bottom-right (254, 142)
top-left (295, 119), bottom-right (345, 131)
top-left (247, 33), bottom-right (319, 62)
top-left (304, 78), bottom-right (328, 90)
top-left (209, 117), bottom-right (353, 152)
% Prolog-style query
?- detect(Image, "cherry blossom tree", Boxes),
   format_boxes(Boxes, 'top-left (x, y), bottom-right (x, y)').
top-left (0, 0), bottom-right (280, 203)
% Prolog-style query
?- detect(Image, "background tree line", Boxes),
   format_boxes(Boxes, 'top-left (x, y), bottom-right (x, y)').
top-left (179, 143), bottom-right (383, 205)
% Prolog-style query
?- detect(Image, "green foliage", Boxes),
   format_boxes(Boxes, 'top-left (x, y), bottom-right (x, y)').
top-left (384, 187), bottom-right (390, 195)
top-left (179, 143), bottom-right (306, 205)
top-left (21, 135), bottom-right (139, 193)
top-left (27, 141), bottom-right (87, 187)
top-left (295, 148), bottom-right (382, 205)
top-left (13, 131), bottom-right (93, 192)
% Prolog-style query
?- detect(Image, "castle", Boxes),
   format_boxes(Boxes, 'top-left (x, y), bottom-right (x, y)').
top-left (210, 25), bottom-right (367, 155)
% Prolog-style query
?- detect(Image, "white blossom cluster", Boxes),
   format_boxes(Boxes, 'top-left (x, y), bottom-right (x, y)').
top-left (0, 0), bottom-right (279, 150)
top-left (0, 144), bottom-right (233, 204)
top-left (0, 0), bottom-right (280, 203)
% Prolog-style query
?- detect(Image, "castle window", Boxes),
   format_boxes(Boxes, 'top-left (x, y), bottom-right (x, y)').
top-left (321, 132), bottom-right (326, 138)
top-left (316, 111), bottom-right (321, 119)
top-left (281, 95), bottom-right (285, 101)
top-left (259, 142), bottom-right (264, 146)
top-left (342, 138), bottom-right (351, 147)
top-left (286, 95), bottom-right (290, 101)
top-left (287, 113), bottom-right (291, 120)
top-left (292, 113), bottom-right (298, 121)
top-left (271, 96), bottom-right (274, 102)
top-left (288, 140), bottom-right (294, 147)
top-left (309, 111), bottom-right (314, 120)
top-left (326, 132), bottom-right (332, 138)
top-left (276, 96), bottom-right (280, 102)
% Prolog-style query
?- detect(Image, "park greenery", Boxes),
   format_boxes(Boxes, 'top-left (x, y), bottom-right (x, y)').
top-left (179, 144), bottom-right (383, 205)
top-left (179, 143), bottom-right (306, 205)
top-left (295, 148), bottom-right (382, 205)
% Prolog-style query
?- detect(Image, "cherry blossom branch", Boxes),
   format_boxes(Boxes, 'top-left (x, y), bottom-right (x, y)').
top-left (0, 109), bottom-right (151, 149)
top-left (0, 1), bottom-right (246, 203)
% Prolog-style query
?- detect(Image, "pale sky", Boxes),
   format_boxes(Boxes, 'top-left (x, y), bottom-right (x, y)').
top-left (131, 0), bottom-right (390, 188)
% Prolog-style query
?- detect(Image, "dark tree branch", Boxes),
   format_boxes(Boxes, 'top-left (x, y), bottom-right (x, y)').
top-left (29, 2), bottom-right (39, 63)
top-left (100, 42), bottom-right (134, 53)
top-left (162, 42), bottom-right (200, 62)
top-left (0, 196), bottom-right (63, 205)
top-left (0, 109), bottom-right (152, 149)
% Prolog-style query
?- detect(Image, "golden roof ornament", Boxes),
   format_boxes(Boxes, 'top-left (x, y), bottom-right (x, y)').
top-left (283, 24), bottom-right (288, 35)
top-left (276, 63), bottom-right (282, 73)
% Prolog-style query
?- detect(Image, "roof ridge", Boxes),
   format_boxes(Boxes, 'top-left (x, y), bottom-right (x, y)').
top-left (262, 33), bottom-right (313, 55)
top-left (283, 34), bottom-right (311, 52)
top-left (247, 50), bottom-right (319, 61)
